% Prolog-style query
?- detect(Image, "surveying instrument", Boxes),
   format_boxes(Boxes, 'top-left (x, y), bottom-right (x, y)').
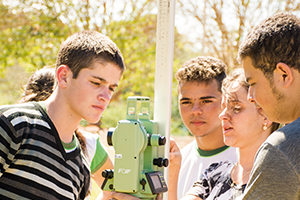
top-left (101, 96), bottom-right (168, 199)
top-left (102, 0), bottom-right (175, 199)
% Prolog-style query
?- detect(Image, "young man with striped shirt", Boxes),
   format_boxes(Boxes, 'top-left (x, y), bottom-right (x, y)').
top-left (0, 30), bottom-right (125, 199)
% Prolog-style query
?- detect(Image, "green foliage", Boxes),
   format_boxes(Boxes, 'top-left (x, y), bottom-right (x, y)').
top-left (0, 65), bottom-right (30, 105)
top-left (104, 14), bottom-right (157, 101)
top-left (0, 2), bottom-right (73, 75)
top-left (101, 100), bottom-right (127, 129)
top-left (0, 0), bottom-right (194, 137)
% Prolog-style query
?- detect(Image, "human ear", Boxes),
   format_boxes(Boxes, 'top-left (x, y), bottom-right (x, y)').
top-left (274, 62), bottom-right (293, 88)
top-left (56, 65), bottom-right (70, 88)
top-left (262, 117), bottom-right (273, 131)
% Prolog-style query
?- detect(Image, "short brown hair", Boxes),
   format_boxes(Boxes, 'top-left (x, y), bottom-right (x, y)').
top-left (56, 30), bottom-right (125, 78)
top-left (175, 56), bottom-right (227, 92)
top-left (238, 12), bottom-right (300, 78)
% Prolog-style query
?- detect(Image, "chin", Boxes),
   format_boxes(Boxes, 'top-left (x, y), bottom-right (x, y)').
top-left (224, 138), bottom-right (234, 147)
top-left (85, 115), bottom-right (102, 124)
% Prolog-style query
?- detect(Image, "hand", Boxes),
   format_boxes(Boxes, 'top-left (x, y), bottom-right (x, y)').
top-left (169, 137), bottom-right (182, 166)
top-left (110, 191), bottom-right (141, 200)
top-left (156, 194), bottom-right (163, 200)
top-left (110, 192), bottom-right (162, 200)
top-left (167, 138), bottom-right (181, 200)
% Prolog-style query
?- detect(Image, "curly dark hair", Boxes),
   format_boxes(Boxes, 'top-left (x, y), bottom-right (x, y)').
top-left (238, 12), bottom-right (300, 80)
top-left (175, 56), bottom-right (227, 92)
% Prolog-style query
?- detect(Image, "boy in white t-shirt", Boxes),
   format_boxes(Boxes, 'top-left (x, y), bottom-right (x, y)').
top-left (174, 56), bottom-right (238, 198)
top-left (108, 56), bottom-right (238, 200)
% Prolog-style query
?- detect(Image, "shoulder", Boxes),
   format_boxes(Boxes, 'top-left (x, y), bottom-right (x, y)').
top-left (267, 121), bottom-right (300, 147)
top-left (244, 129), bottom-right (300, 199)
top-left (0, 102), bottom-right (41, 118)
top-left (0, 102), bottom-right (47, 128)
top-left (80, 131), bottom-right (99, 157)
top-left (200, 161), bottom-right (234, 190)
top-left (204, 160), bottom-right (235, 176)
top-left (219, 146), bottom-right (239, 161)
top-left (81, 130), bottom-right (100, 141)
top-left (262, 122), bottom-right (300, 171)
top-left (187, 161), bottom-right (234, 199)
top-left (180, 141), bottom-right (196, 154)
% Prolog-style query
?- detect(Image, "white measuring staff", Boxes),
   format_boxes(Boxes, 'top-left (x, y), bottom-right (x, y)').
top-left (153, 0), bottom-right (175, 199)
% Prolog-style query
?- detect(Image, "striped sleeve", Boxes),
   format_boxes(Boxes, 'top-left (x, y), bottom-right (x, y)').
top-left (0, 112), bottom-right (21, 176)
top-left (0, 103), bottom-right (90, 199)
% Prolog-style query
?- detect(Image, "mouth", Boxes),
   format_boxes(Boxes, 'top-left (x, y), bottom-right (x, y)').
top-left (190, 121), bottom-right (205, 126)
top-left (92, 105), bottom-right (105, 112)
top-left (222, 125), bottom-right (233, 134)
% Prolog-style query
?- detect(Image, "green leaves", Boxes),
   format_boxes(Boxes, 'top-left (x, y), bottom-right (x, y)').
top-left (0, 0), bottom-right (191, 135)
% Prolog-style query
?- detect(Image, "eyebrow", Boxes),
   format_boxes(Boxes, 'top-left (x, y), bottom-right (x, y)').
top-left (180, 96), bottom-right (217, 101)
top-left (92, 76), bottom-right (119, 87)
top-left (228, 99), bottom-right (241, 104)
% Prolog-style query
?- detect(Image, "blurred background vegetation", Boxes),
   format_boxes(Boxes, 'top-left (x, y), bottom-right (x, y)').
top-left (1, 0), bottom-right (299, 136)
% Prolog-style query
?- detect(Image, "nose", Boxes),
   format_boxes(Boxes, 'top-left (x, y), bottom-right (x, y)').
top-left (97, 86), bottom-right (111, 102)
top-left (219, 108), bottom-right (229, 120)
top-left (247, 87), bottom-right (255, 103)
top-left (191, 102), bottom-right (203, 115)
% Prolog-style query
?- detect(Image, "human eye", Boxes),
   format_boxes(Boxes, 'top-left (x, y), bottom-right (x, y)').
top-left (202, 99), bottom-right (213, 104)
top-left (181, 100), bottom-right (191, 105)
top-left (232, 104), bottom-right (242, 113)
top-left (109, 87), bottom-right (116, 92)
top-left (91, 81), bottom-right (100, 86)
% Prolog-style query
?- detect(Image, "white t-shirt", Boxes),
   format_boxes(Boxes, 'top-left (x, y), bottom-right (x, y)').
top-left (81, 131), bottom-right (109, 200)
top-left (177, 141), bottom-right (238, 198)
top-left (82, 131), bottom-right (99, 164)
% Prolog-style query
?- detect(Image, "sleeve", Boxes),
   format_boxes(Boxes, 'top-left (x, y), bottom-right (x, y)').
top-left (90, 138), bottom-right (108, 174)
top-left (0, 113), bottom-right (21, 177)
top-left (242, 143), bottom-right (300, 199)
top-left (185, 162), bottom-right (221, 199)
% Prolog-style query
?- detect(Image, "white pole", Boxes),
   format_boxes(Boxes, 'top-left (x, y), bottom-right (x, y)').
top-left (153, 0), bottom-right (175, 199)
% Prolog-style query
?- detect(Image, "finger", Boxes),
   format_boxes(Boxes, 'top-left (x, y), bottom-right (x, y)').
top-left (156, 194), bottom-right (163, 200)
top-left (111, 191), bottom-right (141, 200)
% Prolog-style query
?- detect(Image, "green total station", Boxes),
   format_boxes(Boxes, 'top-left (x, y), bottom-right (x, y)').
top-left (101, 96), bottom-right (168, 199)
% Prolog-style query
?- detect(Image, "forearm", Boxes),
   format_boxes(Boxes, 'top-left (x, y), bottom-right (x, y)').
top-left (167, 161), bottom-right (181, 200)
top-left (167, 138), bottom-right (182, 200)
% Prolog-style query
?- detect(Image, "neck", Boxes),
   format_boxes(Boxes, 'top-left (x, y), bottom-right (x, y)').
top-left (45, 90), bottom-right (81, 143)
top-left (232, 129), bottom-right (271, 186)
top-left (238, 128), bottom-right (271, 170)
top-left (237, 148), bottom-right (256, 172)
top-left (195, 129), bottom-right (226, 151)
